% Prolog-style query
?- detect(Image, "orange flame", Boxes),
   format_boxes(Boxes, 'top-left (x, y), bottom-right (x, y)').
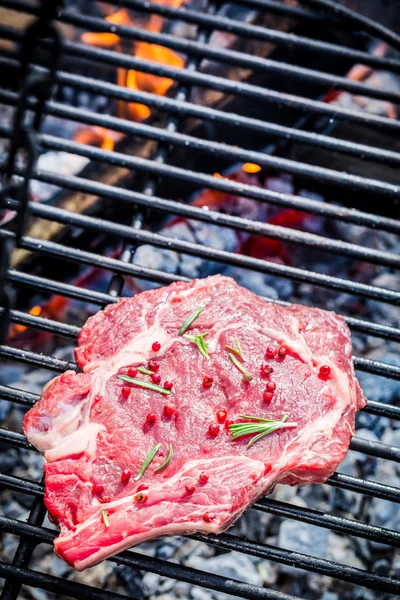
top-left (10, 305), bottom-right (42, 337)
top-left (81, 3), bottom-right (184, 127)
top-left (81, 9), bottom-right (130, 47)
top-left (74, 127), bottom-right (116, 151)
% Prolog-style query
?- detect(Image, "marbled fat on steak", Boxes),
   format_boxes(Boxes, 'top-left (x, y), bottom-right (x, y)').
top-left (23, 275), bottom-right (366, 570)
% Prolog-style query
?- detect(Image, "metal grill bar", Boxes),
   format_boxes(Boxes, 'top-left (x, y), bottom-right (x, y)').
top-left (3, 84), bottom-right (400, 218)
top-left (3, 1), bottom-right (400, 107)
top-left (0, 519), bottom-right (301, 600)
top-left (3, 38), bottom-right (400, 146)
top-left (17, 130), bottom-right (400, 203)
top-left (0, 562), bottom-right (153, 600)
top-left (8, 270), bottom-right (117, 306)
top-left (7, 270), bottom-right (400, 342)
top-left (54, 0), bottom-right (400, 73)
top-left (6, 213), bottom-right (400, 306)
top-left (301, 0), bottom-right (400, 51)
top-left (5, 178), bottom-right (399, 269)
top-left (4, 85), bottom-right (400, 176)
top-left (8, 150), bottom-right (400, 235)
top-left (2, 513), bottom-right (400, 594)
top-left (3, 53), bottom-right (400, 152)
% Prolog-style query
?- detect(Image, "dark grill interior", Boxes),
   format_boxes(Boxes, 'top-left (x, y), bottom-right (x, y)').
top-left (1, 0), bottom-right (400, 598)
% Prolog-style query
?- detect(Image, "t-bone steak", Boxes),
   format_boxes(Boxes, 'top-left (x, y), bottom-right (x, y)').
top-left (23, 275), bottom-right (366, 570)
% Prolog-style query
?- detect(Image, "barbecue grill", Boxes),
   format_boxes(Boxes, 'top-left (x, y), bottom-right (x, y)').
top-left (1, 0), bottom-right (400, 598)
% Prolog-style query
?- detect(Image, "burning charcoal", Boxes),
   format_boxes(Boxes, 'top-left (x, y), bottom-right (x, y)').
top-left (367, 274), bottom-right (400, 328)
top-left (298, 483), bottom-right (329, 510)
top-left (133, 245), bottom-right (180, 290)
top-left (189, 553), bottom-right (263, 600)
top-left (356, 353), bottom-right (400, 403)
top-left (278, 521), bottom-right (329, 564)
top-left (223, 266), bottom-right (293, 299)
top-left (373, 559), bottom-right (391, 576)
top-left (321, 593), bottom-right (339, 600)
top-left (369, 462), bottom-right (400, 549)
top-left (0, 400), bottom-right (11, 423)
top-left (116, 566), bottom-right (145, 600)
top-left (191, 589), bottom-right (214, 600)
top-left (133, 221), bottom-right (237, 288)
top-left (230, 508), bottom-right (271, 543)
top-left (356, 412), bottom-right (389, 439)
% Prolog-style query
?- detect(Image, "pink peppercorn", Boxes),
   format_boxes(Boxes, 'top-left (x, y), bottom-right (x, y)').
top-left (164, 381), bottom-right (174, 390)
top-left (146, 413), bottom-right (156, 425)
top-left (128, 367), bottom-right (137, 378)
top-left (216, 410), bottom-right (227, 423)
top-left (278, 346), bottom-right (287, 358)
top-left (261, 365), bottom-right (274, 377)
top-left (164, 403), bottom-right (176, 417)
top-left (203, 376), bottom-right (213, 388)
top-left (152, 341), bottom-right (161, 352)
top-left (266, 381), bottom-right (276, 393)
top-left (136, 484), bottom-right (149, 492)
top-left (203, 511), bottom-right (216, 522)
top-left (319, 365), bottom-right (331, 379)
top-left (208, 423), bottom-right (220, 437)
top-left (263, 391), bottom-right (273, 403)
top-left (148, 360), bottom-right (159, 372)
top-left (134, 492), bottom-right (147, 503)
top-left (199, 471), bottom-right (209, 484)
top-left (185, 483), bottom-right (196, 494)
top-left (151, 373), bottom-right (161, 384)
top-left (266, 346), bottom-right (278, 359)
top-left (121, 386), bottom-right (130, 399)
top-left (121, 469), bottom-right (131, 483)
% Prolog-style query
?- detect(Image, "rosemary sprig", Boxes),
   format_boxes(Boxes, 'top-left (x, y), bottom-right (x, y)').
top-left (228, 353), bottom-right (253, 382)
top-left (154, 444), bottom-right (173, 474)
top-left (184, 332), bottom-right (210, 359)
top-left (134, 443), bottom-right (161, 481)
top-left (118, 375), bottom-right (170, 395)
top-left (226, 337), bottom-right (244, 359)
top-left (179, 307), bottom-right (204, 335)
top-left (137, 366), bottom-right (153, 375)
top-left (229, 414), bottom-right (297, 448)
top-left (101, 508), bottom-right (110, 527)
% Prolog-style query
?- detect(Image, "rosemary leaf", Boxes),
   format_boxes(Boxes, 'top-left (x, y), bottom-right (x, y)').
top-left (179, 307), bottom-right (204, 335)
top-left (229, 414), bottom-right (297, 448)
top-left (228, 353), bottom-right (253, 382)
top-left (184, 332), bottom-right (210, 359)
top-left (134, 443), bottom-right (161, 481)
top-left (101, 508), bottom-right (109, 527)
top-left (118, 375), bottom-right (170, 395)
top-left (137, 366), bottom-right (153, 375)
top-left (154, 444), bottom-right (173, 474)
top-left (226, 337), bottom-right (244, 360)
top-left (238, 414), bottom-right (277, 423)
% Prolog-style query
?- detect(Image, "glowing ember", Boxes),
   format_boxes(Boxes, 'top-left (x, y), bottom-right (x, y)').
top-left (242, 163), bottom-right (262, 174)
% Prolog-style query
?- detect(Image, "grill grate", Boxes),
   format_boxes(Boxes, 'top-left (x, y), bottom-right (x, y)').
top-left (1, 0), bottom-right (400, 598)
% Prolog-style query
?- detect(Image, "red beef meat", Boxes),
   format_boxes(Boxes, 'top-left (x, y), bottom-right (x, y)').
top-left (23, 275), bottom-right (366, 570)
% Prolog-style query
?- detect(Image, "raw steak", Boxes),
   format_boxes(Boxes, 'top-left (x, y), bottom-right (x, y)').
top-left (23, 275), bottom-right (366, 570)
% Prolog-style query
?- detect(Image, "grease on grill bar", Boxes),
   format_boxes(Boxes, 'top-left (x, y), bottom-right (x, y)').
top-left (1, 0), bottom-right (400, 598)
